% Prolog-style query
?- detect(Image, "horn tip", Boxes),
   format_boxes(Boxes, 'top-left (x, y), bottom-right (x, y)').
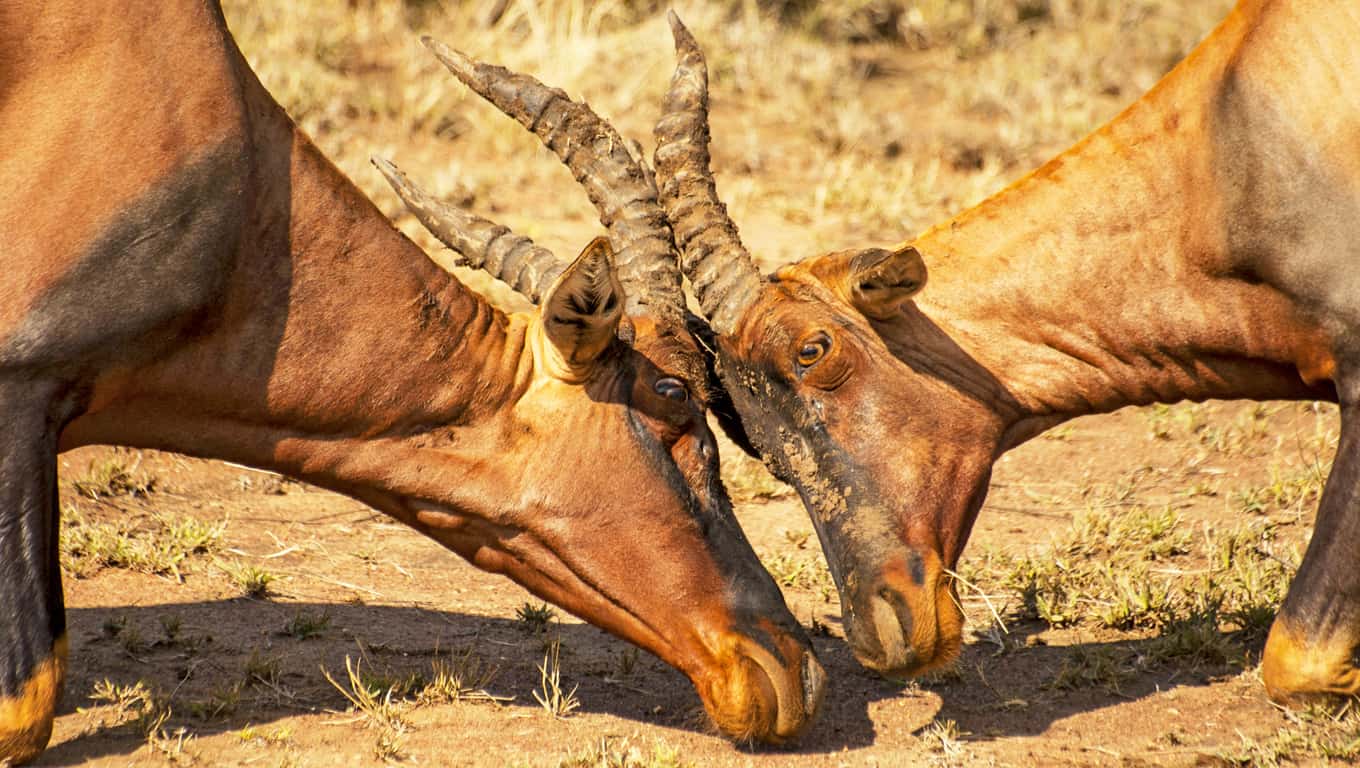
top-left (667, 10), bottom-right (698, 51)
top-left (424, 37), bottom-right (476, 81)
top-left (371, 157), bottom-right (421, 203)
top-left (371, 156), bottom-right (402, 183)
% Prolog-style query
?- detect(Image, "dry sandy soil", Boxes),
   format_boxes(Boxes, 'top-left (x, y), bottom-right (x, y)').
top-left (39, 402), bottom-right (1343, 768)
top-left (32, 1), bottom-right (1358, 766)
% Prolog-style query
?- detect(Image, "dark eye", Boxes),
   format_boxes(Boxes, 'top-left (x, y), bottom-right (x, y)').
top-left (654, 377), bottom-right (688, 402)
top-left (796, 333), bottom-right (831, 369)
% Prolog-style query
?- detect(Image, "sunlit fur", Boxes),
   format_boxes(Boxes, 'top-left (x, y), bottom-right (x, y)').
top-left (0, 3), bottom-right (820, 761)
top-left (0, 636), bottom-right (66, 766)
top-left (713, 0), bottom-right (1358, 693)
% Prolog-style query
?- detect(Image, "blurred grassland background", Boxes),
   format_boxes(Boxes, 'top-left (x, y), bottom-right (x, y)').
top-left (222, 0), bottom-right (1233, 311)
top-left (221, 0), bottom-right (1235, 491)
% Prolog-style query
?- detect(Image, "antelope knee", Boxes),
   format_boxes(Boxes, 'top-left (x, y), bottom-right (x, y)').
top-left (0, 634), bottom-right (67, 766)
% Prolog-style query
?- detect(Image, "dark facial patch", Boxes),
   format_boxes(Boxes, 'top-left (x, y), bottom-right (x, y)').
top-left (713, 344), bottom-right (899, 606)
top-left (0, 141), bottom-right (247, 374)
top-left (615, 347), bottom-right (797, 639)
top-left (906, 550), bottom-right (926, 586)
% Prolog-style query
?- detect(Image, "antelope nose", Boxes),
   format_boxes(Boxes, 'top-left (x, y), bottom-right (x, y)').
top-left (851, 587), bottom-right (916, 674)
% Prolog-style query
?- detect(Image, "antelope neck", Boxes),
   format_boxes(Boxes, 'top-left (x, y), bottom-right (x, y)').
top-left (909, 4), bottom-right (1334, 441)
top-left (62, 40), bottom-right (535, 484)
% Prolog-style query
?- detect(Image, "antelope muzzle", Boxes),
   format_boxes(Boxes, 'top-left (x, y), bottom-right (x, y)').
top-left (838, 545), bottom-right (964, 678)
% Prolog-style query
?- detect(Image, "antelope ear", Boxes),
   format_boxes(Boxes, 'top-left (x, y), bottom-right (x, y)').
top-left (541, 236), bottom-right (625, 367)
top-left (844, 246), bottom-right (927, 319)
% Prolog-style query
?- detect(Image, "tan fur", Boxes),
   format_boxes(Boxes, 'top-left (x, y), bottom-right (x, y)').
top-left (1263, 618), bottom-right (1360, 704)
top-left (717, 0), bottom-right (1350, 679)
top-left (0, 635), bottom-right (66, 766)
top-left (804, 247), bottom-right (927, 320)
top-left (0, 1), bottom-right (820, 751)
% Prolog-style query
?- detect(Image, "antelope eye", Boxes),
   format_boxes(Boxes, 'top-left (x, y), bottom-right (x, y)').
top-left (796, 333), bottom-right (831, 368)
top-left (654, 377), bottom-right (688, 402)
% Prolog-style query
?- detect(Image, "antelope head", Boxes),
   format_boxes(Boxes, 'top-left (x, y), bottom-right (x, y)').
top-left (653, 15), bottom-right (1008, 679)
top-left (373, 41), bottom-right (825, 741)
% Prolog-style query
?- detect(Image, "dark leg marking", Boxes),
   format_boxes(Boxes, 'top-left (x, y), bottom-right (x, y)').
top-left (0, 379), bottom-right (81, 765)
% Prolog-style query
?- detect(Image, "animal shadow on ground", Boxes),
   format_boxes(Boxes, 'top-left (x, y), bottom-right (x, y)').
top-left (39, 601), bottom-right (1253, 764)
top-left (917, 617), bottom-right (1266, 743)
top-left (45, 601), bottom-right (892, 764)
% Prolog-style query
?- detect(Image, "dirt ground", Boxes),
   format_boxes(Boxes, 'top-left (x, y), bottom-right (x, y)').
top-left (39, 399), bottom-right (1340, 768)
top-left (32, 1), bottom-right (1356, 766)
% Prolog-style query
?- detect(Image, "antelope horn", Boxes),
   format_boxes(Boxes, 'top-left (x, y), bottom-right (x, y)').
top-left (653, 12), bottom-right (763, 335)
top-left (373, 157), bottom-right (565, 305)
top-left (424, 37), bottom-right (685, 325)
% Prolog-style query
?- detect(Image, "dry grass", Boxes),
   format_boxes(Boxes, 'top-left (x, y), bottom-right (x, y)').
top-left (418, 647), bottom-right (510, 706)
top-left (921, 717), bottom-right (968, 763)
top-left (516, 601), bottom-right (558, 635)
top-left (964, 505), bottom-right (1297, 641)
top-left (282, 610), bottom-right (331, 640)
top-left (1216, 703), bottom-right (1360, 767)
top-left (73, 454), bottom-right (158, 500)
top-left (63, 2), bottom-right (1348, 764)
top-left (556, 735), bottom-right (690, 768)
top-left (60, 507), bottom-right (225, 581)
top-left (534, 637), bottom-right (582, 719)
top-left (221, 0), bottom-right (1235, 286)
top-left (219, 560), bottom-right (278, 598)
top-left (322, 655), bottom-right (412, 761)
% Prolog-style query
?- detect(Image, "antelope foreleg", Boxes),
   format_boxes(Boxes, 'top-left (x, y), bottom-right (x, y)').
top-left (0, 380), bottom-right (72, 765)
top-left (1265, 399), bottom-right (1360, 705)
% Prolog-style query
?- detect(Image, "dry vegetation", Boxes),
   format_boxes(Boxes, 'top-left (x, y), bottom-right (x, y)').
top-left (224, 0), bottom-right (1228, 284)
top-left (43, 1), bottom-right (1360, 766)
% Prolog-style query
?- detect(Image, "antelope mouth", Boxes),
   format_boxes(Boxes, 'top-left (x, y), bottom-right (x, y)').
top-left (845, 561), bottom-right (964, 679)
top-left (702, 633), bottom-right (826, 744)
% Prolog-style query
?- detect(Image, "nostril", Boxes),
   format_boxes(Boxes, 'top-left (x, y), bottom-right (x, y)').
top-left (699, 435), bottom-right (714, 461)
top-left (875, 586), bottom-right (913, 642)
top-left (800, 651), bottom-right (827, 717)
top-left (854, 590), bottom-right (914, 673)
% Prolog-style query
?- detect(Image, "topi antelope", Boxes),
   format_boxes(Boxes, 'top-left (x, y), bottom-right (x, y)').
top-left (0, 3), bottom-right (824, 762)
top-left (653, 0), bottom-right (1360, 707)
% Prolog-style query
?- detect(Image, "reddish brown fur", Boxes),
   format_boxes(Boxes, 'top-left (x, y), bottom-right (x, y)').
top-left (0, 4), bottom-right (244, 331)
top-left (701, 0), bottom-right (1357, 688)
top-left (0, 2), bottom-right (822, 761)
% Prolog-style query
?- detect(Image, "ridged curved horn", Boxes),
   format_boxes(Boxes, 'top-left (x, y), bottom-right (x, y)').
top-left (373, 157), bottom-right (565, 305)
top-left (424, 37), bottom-right (685, 325)
top-left (653, 12), bottom-right (763, 335)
